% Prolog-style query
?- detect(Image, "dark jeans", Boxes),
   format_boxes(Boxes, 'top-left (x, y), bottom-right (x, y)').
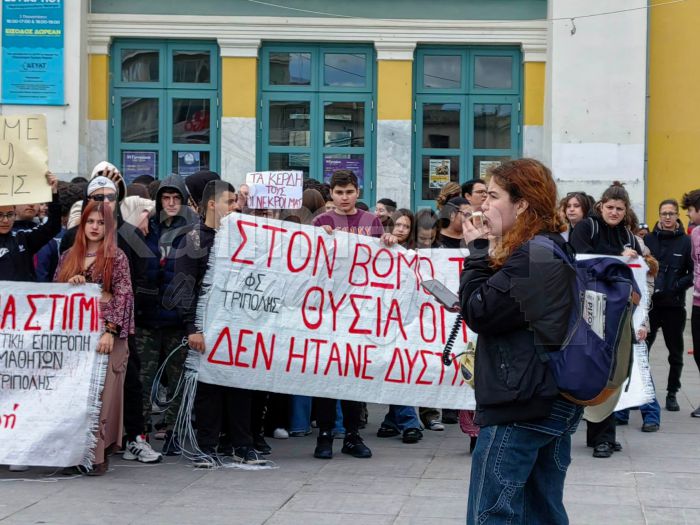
top-left (647, 306), bottom-right (686, 393)
top-left (123, 335), bottom-right (146, 441)
top-left (194, 381), bottom-right (252, 453)
top-left (467, 399), bottom-right (583, 525)
top-left (315, 397), bottom-right (361, 434)
top-left (691, 306), bottom-right (700, 376)
top-left (586, 414), bottom-right (616, 447)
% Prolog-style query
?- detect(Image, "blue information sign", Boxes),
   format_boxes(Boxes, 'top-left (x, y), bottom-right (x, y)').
top-left (2, 0), bottom-right (64, 105)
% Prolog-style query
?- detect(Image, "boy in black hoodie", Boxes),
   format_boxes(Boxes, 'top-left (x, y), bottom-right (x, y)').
top-left (0, 172), bottom-right (60, 281)
top-left (172, 180), bottom-right (262, 467)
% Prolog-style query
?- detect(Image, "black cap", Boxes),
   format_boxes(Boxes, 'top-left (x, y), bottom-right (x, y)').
top-left (185, 170), bottom-right (220, 206)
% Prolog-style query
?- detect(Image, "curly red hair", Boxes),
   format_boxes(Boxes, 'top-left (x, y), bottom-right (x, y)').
top-left (488, 159), bottom-right (566, 269)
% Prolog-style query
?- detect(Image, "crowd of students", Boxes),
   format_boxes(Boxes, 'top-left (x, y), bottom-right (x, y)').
top-left (2, 158), bottom-right (699, 522)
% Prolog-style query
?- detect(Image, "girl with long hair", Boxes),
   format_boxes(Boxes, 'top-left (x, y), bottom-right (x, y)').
top-left (459, 159), bottom-right (581, 524)
top-left (391, 208), bottom-right (416, 250)
top-left (55, 200), bottom-right (135, 475)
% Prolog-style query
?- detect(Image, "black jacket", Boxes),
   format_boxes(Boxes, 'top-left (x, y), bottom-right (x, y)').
top-left (644, 222), bottom-right (693, 308)
top-left (459, 232), bottom-right (574, 426)
top-left (569, 215), bottom-right (642, 256)
top-left (0, 193), bottom-right (61, 282)
top-left (169, 220), bottom-right (216, 336)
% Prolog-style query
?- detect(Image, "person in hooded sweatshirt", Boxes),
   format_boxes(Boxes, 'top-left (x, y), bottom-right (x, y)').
top-left (60, 162), bottom-right (162, 464)
top-left (136, 173), bottom-right (198, 454)
top-left (0, 172), bottom-right (60, 281)
top-left (642, 199), bottom-right (693, 413)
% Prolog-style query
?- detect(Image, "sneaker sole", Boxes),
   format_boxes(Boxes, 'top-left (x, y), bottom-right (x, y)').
top-left (341, 448), bottom-right (372, 458)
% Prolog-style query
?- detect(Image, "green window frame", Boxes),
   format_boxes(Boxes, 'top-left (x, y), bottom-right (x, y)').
top-left (413, 46), bottom-right (522, 209)
top-left (110, 39), bottom-right (220, 181)
top-left (258, 43), bottom-right (376, 204)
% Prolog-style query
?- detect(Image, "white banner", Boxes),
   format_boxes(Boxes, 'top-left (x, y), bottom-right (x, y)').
top-left (0, 282), bottom-right (105, 468)
top-left (245, 171), bottom-right (304, 209)
top-left (196, 213), bottom-right (475, 409)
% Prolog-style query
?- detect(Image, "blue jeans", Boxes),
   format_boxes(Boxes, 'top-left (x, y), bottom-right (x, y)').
top-left (615, 396), bottom-right (661, 426)
top-left (467, 399), bottom-right (583, 525)
top-left (290, 395), bottom-right (312, 433)
top-left (381, 405), bottom-right (421, 431)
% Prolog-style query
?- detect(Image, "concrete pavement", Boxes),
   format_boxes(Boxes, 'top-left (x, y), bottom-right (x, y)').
top-left (1, 334), bottom-right (699, 525)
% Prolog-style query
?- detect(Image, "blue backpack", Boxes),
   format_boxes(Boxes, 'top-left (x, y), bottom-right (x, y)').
top-left (532, 235), bottom-right (640, 406)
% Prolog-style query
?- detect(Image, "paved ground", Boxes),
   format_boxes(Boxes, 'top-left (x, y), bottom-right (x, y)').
top-left (1, 332), bottom-right (699, 525)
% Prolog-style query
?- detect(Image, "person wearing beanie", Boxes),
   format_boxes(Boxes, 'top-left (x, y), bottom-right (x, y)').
top-left (184, 170), bottom-right (220, 212)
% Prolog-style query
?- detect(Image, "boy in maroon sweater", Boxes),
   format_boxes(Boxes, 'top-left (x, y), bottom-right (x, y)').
top-left (311, 170), bottom-right (396, 459)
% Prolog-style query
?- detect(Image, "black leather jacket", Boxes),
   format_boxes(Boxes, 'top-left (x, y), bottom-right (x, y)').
top-left (459, 232), bottom-right (574, 426)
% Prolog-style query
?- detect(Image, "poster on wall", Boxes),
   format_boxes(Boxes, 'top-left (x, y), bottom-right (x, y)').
top-left (478, 160), bottom-right (502, 179)
top-left (323, 157), bottom-right (364, 190)
top-left (177, 152), bottom-right (201, 177)
top-left (428, 159), bottom-right (450, 188)
top-left (122, 151), bottom-right (157, 183)
top-left (1, 0), bottom-right (64, 105)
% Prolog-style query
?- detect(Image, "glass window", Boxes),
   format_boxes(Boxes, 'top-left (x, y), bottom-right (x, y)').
top-left (474, 56), bottom-right (513, 90)
top-left (121, 97), bottom-right (159, 143)
top-left (121, 49), bottom-right (159, 83)
top-left (423, 55), bottom-right (461, 89)
top-left (422, 103), bottom-right (460, 149)
top-left (474, 104), bottom-right (512, 149)
top-left (173, 51), bottom-right (211, 83)
top-left (172, 98), bottom-right (211, 144)
top-left (172, 151), bottom-right (210, 177)
top-left (324, 101), bottom-right (365, 147)
top-left (269, 52), bottom-right (312, 86)
top-left (269, 101), bottom-right (311, 147)
top-left (324, 53), bottom-right (367, 88)
top-left (422, 155), bottom-right (459, 201)
top-left (269, 152), bottom-right (310, 178)
top-left (122, 151), bottom-right (158, 183)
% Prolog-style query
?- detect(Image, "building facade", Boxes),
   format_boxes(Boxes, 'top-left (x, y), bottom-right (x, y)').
top-left (2, 0), bottom-right (682, 219)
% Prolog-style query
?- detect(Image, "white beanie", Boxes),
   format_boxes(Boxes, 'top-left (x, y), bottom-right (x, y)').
top-left (86, 176), bottom-right (118, 196)
top-left (90, 161), bottom-right (126, 200)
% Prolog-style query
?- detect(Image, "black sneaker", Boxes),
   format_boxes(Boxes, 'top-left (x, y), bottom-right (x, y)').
top-left (233, 446), bottom-right (266, 465)
top-left (314, 431), bottom-right (334, 459)
top-left (192, 450), bottom-right (218, 469)
top-left (666, 393), bottom-right (680, 411)
top-left (253, 435), bottom-right (272, 455)
top-left (161, 431), bottom-right (182, 457)
top-left (341, 432), bottom-right (372, 458)
top-left (402, 428), bottom-right (423, 444)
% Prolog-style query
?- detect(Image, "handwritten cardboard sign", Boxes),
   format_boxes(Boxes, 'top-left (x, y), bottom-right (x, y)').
top-left (0, 114), bottom-right (50, 206)
top-left (0, 282), bottom-right (105, 468)
top-left (245, 171), bottom-right (303, 210)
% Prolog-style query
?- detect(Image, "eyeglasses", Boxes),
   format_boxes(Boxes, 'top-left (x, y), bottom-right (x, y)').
top-left (0, 211), bottom-right (16, 221)
top-left (639, 223), bottom-right (649, 229)
top-left (88, 194), bottom-right (117, 202)
top-left (660, 212), bottom-right (678, 218)
top-left (472, 190), bottom-right (487, 195)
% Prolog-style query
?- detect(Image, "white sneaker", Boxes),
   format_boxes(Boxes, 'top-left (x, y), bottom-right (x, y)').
top-left (123, 435), bottom-right (163, 463)
top-left (9, 465), bottom-right (29, 472)
top-left (427, 420), bottom-right (445, 431)
top-left (273, 428), bottom-right (289, 439)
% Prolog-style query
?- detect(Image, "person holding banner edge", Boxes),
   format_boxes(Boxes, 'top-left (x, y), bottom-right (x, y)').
top-left (459, 159), bottom-right (582, 524)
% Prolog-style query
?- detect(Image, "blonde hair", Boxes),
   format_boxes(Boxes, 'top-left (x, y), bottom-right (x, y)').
top-left (435, 182), bottom-right (461, 210)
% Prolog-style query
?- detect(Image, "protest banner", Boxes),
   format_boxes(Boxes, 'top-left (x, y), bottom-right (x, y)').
top-left (194, 213), bottom-right (475, 409)
top-left (0, 114), bottom-right (51, 206)
top-left (0, 282), bottom-right (105, 468)
top-left (245, 171), bottom-right (303, 210)
top-left (189, 216), bottom-right (654, 412)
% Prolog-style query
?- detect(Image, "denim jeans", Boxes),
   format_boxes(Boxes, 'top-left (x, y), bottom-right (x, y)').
top-left (290, 396), bottom-right (346, 433)
top-left (381, 405), bottom-right (421, 432)
top-left (467, 399), bottom-right (583, 525)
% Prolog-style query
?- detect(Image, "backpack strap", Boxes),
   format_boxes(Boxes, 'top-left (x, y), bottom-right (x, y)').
top-left (589, 217), bottom-right (599, 244)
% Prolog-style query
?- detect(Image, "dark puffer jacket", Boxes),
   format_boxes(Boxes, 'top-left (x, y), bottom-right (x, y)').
top-left (136, 174), bottom-right (198, 328)
top-left (459, 232), bottom-right (575, 427)
top-left (644, 222), bottom-right (693, 308)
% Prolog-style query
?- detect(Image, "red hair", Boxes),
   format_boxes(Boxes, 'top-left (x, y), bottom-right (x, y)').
top-left (489, 159), bottom-right (566, 269)
top-left (56, 200), bottom-right (117, 291)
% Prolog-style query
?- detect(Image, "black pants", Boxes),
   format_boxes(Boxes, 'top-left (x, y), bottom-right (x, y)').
top-left (647, 306), bottom-right (686, 393)
top-left (251, 391), bottom-right (290, 436)
top-left (315, 397), bottom-right (361, 434)
top-left (691, 306), bottom-right (700, 377)
top-left (194, 382), bottom-right (252, 453)
top-left (123, 335), bottom-right (146, 441)
top-left (586, 414), bottom-right (616, 447)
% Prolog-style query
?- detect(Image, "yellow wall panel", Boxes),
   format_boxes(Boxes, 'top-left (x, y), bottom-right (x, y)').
top-left (222, 57), bottom-right (258, 118)
top-left (88, 54), bottom-right (109, 121)
top-left (523, 62), bottom-right (545, 126)
top-left (647, 0), bottom-right (700, 220)
top-left (377, 60), bottom-right (412, 120)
